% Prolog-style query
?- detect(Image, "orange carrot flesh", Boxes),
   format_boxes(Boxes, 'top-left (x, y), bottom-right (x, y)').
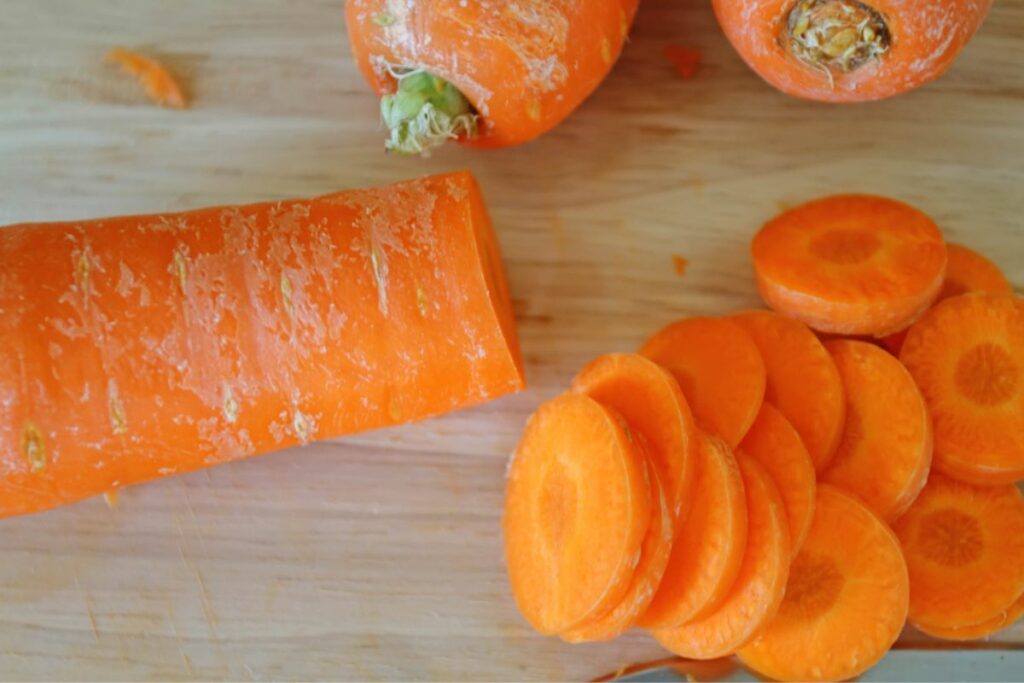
top-left (106, 48), bottom-right (187, 109)
top-left (640, 317), bottom-right (766, 449)
top-left (0, 172), bottom-right (525, 519)
top-left (914, 593), bottom-right (1024, 641)
top-left (638, 434), bottom-right (748, 629)
top-left (731, 310), bottom-right (845, 471)
top-left (751, 195), bottom-right (947, 336)
top-left (740, 402), bottom-right (816, 555)
top-left (893, 473), bottom-right (1024, 631)
top-left (562, 459), bottom-right (674, 643)
top-left (653, 455), bottom-right (790, 659)
top-left (572, 353), bottom-right (698, 526)
top-left (899, 293), bottom-right (1024, 485)
top-left (737, 485), bottom-right (909, 682)
top-left (821, 340), bottom-right (932, 521)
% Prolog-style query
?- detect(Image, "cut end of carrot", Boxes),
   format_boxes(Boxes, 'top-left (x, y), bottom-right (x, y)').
top-left (106, 47), bottom-right (188, 110)
top-left (671, 254), bottom-right (688, 278)
top-left (664, 46), bottom-right (702, 80)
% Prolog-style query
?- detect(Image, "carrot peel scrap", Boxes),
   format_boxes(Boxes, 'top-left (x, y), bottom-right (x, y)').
top-left (106, 48), bottom-right (187, 109)
top-left (664, 46), bottom-right (702, 80)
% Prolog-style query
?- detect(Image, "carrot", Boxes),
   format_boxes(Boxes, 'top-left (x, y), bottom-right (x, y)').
top-left (712, 0), bottom-right (993, 102)
top-left (664, 46), bottom-right (702, 79)
top-left (739, 402), bottom-right (816, 555)
top-left (737, 485), bottom-right (909, 682)
top-left (899, 293), bottom-right (1024, 485)
top-left (821, 340), bottom-right (932, 521)
top-left (638, 434), bottom-right (748, 629)
top-left (653, 455), bottom-right (790, 659)
top-left (893, 473), bottom-right (1024, 631)
top-left (572, 353), bottom-right (698, 525)
top-left (0, 171), bottom-right (525, 519)
top-left (671, 254), bottom-right (688, 277)
top-left (106, 48), bottom-right (187, 109)
top-left (751, 195), bottom-right (947, 336)
top-left (883, 243), bottom-right (1012, 355)
top-left (504, 393), bottom-right (652, 635)
top-left (345, 0), bottom-right (639, 153)
top-left (914, 593), bottom-right (1024, 641)
top-left (731, 310), bottom-right (845, 471)
top-left (562, 459), bottom-right (674, 643)
top-left (640, 317), bottom-right (766, 449)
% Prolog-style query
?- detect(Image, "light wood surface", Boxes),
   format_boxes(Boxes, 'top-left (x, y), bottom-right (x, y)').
top-left (1, 0), bottom-right (1022, 680)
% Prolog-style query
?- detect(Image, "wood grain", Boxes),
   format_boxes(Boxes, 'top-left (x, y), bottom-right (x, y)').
top-left (1, 0), bottom-right (1022, 680)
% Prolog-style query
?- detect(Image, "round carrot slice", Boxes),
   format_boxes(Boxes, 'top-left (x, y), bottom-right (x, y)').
top-left (740, 402), bottom-right (816, 555)
top-left (653, 455), bottom-right (790, 659)
top-left (640, 317), bottom-right (766, 448)
top-left (732, 310), bottom-right (845, 471)
top-left (821, 340), bottom-right (933, 521)
top-left (900, 293), bottom-right (1024, 485)
top-left (894, 473), bottom-right (1024, 631)
top-left (914, 593), bottom-right (1024, 642)
top-left (572, 353), bottom-right (698, 526)
top-left (737, 485), bottom-right (909, 682)
top-left (637, 433), bottom-right (748, 629)
top-left (562, 460), bottom-right (675, 643)
top-left (751, 195), bottom-right (947, 336)
top-left (504, 393), bottom-right (652, 635)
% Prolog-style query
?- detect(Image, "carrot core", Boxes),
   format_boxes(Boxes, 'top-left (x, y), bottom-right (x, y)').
top-left (778, 553), bottom-right (844, 619)
top-left (786, 0), bottom-right (890, 75)
top-left (954, 343), bottom-right (1018, 406)
top-left (918, 509), bottom-right (984, 567)
top-left (380, 69), bottom-right (479, 155)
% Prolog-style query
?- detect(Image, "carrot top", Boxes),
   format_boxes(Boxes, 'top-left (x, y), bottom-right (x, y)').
top-left (379, 70), bottom-right (478, 155)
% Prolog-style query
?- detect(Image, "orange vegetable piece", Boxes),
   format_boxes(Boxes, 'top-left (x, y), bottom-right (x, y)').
top-left (900, 293), bottom-right (1024, 485)
top-left (106, 48), bottom-right (187, 109)
top-left (0, 172), bottom-right (525, 519)
top-left (821, 340), bottom-right (932, 521)
top-left (640, 317), bottom-right (766, 449)
top-left (653, 455), bottom-right (790, 659)
top-left (638, 434), bottom-right (748, 629)
top-left (731, 310), bottom-right (845, 471)
top-left (893, 473), bottom-right (1024, 631)
top-left (672, 254), bottom-right (688, 277)
top-left (738, 485), bottom-right (909, 682)
top-left (914, 593), bottom-right (1024, 642)
top-left (562, 460), bottom-right (674, 642)
top-left (572, 353), bottom-right (698, 525)
top-left (712, 0), bottom-right (993, 102)
top-left (664, 46), bottom-right (702, 79)
top-left (740, 402), bottom-right (816, 555)
top-left (751, 195), bottom-right (947, 336)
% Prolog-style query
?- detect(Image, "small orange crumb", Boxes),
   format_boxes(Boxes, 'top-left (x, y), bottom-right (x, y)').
top-left (102, 489), bottom-right (119, 508)
top-left (664, 46), bottom-right (702, 80)
top-left (106, 48), bottom-right (187, 109)
top-left (673, 255), bottom-right (688, 277)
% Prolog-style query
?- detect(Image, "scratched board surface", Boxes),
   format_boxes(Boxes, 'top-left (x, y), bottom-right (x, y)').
top-left (0, 0), bottom-right (1022, 680)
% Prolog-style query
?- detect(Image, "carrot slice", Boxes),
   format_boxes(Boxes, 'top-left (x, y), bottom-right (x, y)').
top-left (504, 393), bottom-right (652, 635)
top-left (562, 459), bottom-right (674, 643)
top-left (900, 293), bottom-right (1024, 485)
top-left (653, 455), bottom-right (790, 659)
top-left (914, 593), bottom-right (1024, 642)
top-left (640, 317), bottom-right (766, 448)
top-left (572, 353), bottom-right (698, 525)
top-left (731, 310), bottom-right (845, 471)
top-left (637, 434), bottom-right (747, 629)
top-left (737, 485), bottom-right (909, 682)
top-left (893, 473), bottom-right (1024, 631)
top-left (821, 340), bottom-right (932, 521)
top-left (882, 243), bottom-right (1012, 355)
top-left (739, 402), bottom-right (816, 555)
top-left (106, 48), bottom-right (187, 109)
top-left (751, 195), bottom-right (947, 336)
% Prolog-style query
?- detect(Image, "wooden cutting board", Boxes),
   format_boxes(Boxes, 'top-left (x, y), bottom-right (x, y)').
top-left (1, 0), bottom-right (1021, 679)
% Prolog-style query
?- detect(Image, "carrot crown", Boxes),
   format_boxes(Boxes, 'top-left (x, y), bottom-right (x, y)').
top-left (380, 70), bottom-right (478, 156)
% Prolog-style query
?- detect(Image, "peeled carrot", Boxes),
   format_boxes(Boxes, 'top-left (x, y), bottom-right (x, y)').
top-left (900, 293), bottom-right (1024, 485)
top-left (505, 393), bottom-right (652, 635)
top-left (345, 0), bottom-right (638, 153)
top-left (653, 455), bottom-right (790, 659)
top-left (0, 171), bottom-right (525, 519)
top-left (737, 485), bottom-right (909, 682)
top-left (106, 48), bottom-right (187, 109)
top-left (638, 434), bottom-right (748, 629)
top-left (821, 340), bottom-right (932, 521)
top-left (712, 0), bottom-right (993, 102)
top-left (731, 310), bottom-right (845, 471)
top-left (751, 195), bottom-right (947, 336)
top-left (894, 473), bottom-right (1024, 631)
top-left (740, 402), bottom-right (816, 555)
top-left (640, 317), bottom-right (766, 449)
top-left (572, 353), bottom-right (698, 525)
top-left (915, 593), bottom-right (1024, 641)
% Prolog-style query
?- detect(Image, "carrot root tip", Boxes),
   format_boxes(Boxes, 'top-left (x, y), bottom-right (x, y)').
top-left (380, 69), bottom-right (478, 156)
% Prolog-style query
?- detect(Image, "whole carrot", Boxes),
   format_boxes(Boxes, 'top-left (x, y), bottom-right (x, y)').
top-left (0, 171), bottom-right (525, 519)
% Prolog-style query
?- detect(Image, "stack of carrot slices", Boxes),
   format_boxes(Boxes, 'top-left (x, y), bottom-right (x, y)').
top-left (505, 194), bottom-right (1023, 682)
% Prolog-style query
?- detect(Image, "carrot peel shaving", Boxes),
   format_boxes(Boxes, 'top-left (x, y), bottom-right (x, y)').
top-left (664, 46), bottom-right (702, 80)
top-left (106, 48), bottom-right (187, 109)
